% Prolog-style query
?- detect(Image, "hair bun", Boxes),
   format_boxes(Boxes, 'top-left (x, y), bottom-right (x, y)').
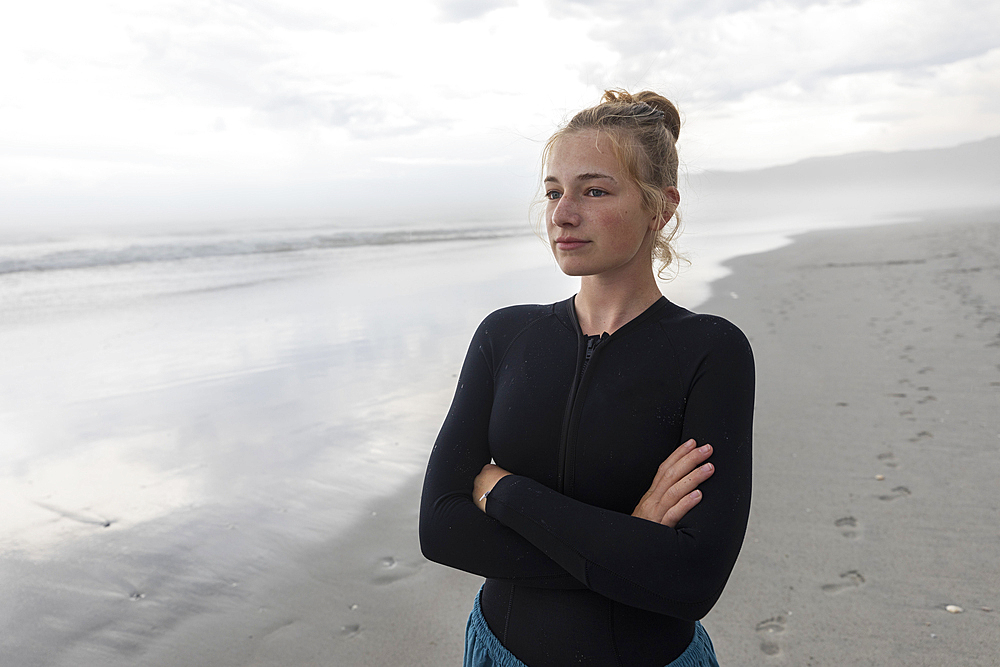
top-left (601, 89), bottom-right (681, 140)
top-left (632, 91), bottom-right (681, 140)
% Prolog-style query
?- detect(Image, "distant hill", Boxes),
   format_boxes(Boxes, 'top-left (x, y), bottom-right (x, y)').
top-left (684, 136), bottom-right (1000, 223)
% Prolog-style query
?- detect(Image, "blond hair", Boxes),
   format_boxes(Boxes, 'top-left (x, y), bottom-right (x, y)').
top-left (543, 89), bottom-right (683, 275)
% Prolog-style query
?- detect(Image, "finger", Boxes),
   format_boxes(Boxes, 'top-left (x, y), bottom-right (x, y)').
top-left (472, 465), bottom-right (494, 510)
top-left (645, 444), bottom-right (713, 501)
top-left (652, 461), bottom-right (715, 515)
top-left (660, 489), bottom-right (703, 528)
top-left (660, 439), bottom-right (697, 471)
top-left (672, 444), bottom-right (713, 483)
top-left (642, 440), bottom-right (696, 498)
top-left (668, 462), bottom-right (715, 501)
top-left (645, 441), bottom-right (701, 495)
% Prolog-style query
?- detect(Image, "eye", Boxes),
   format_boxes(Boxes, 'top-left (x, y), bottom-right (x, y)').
top-left (545, 190), bottom-right (562, 200)
top-left (586, 188), bottom-right (607, 197)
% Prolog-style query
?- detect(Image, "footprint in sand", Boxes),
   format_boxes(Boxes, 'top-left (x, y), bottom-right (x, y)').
top-left (908, 431), bottom-right (932, 442)
top-left (877, 452), bottom-right (899, 468)
top-left (822, 570), bottom-right (865, 594)
top-left (371, 555), bottom-right (421, 585)
top-left (834, 516), bottom-right (860, 539)
top-left (34, 501), bottom-right (113, 528)
top-left (755, 615), bottom-right (787, 656)
top-left (878, 486), bottom-right (911, 502)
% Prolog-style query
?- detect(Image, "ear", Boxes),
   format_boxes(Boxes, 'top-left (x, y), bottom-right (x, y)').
top-left (651, 186), bottom-right (681, 230)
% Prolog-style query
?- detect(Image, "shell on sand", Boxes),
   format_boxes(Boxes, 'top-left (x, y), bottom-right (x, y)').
top-left (945, 605), bottom-right (963, 614)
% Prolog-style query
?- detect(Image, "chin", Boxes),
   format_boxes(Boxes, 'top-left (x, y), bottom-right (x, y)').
top-left (552, 247), bottom-right (609, 276)
top-left (554, 259), bottom-right (597, 277)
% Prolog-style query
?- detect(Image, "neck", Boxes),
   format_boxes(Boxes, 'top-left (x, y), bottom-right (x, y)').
top-left (574, 269), bottom-right (662, 336)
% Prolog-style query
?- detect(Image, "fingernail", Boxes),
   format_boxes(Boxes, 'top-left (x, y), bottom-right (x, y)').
top-left (699, 444), bottom-right (712, 453)
top-left (690, 490), bottom-right (702, 500)
top-left (685, 439), bottom-right (697, 448)
top-left (702, 463), bottom-right (714, 472)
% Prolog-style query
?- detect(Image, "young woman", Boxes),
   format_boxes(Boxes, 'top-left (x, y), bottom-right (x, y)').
top-left (419, 90), bottom-right (754, 667)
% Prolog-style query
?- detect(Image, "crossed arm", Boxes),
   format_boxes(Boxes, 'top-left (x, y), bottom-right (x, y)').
top-left (474, 438), bottom-right (716, 528)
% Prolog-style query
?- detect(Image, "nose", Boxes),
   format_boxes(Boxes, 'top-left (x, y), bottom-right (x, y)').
top-left (550, 193), bottom-right (581, 228)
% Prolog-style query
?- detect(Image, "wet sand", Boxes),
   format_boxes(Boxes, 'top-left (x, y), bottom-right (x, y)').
top-left (0, 234), bottom-right (567, 666)
top-left (5, 213), bottom-right (999, 664)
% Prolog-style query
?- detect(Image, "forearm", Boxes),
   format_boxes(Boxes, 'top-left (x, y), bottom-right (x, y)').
top-left (484, 472), bottom-right (747, 619)
top-left (419, 481), bottom-right (585, 588)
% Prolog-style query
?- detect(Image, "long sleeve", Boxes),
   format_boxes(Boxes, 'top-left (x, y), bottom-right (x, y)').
top-left (418, 312), bottom-right (583, 588)
top-left (483, 319), bottom-right (754, 620)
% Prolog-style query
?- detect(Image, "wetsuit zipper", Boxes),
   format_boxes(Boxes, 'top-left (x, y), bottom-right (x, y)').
top-left (581, 335), bottom-right (599, 377)
top-left (557, 332), bottom-right (607, 494)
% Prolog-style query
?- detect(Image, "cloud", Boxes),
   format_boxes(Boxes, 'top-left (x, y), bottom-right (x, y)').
top-left (255, 92), bottom-right (451, 138)
top-left (121, 3), bottom-right (455, 139)
top-left (374, 155), bottom-right (510, 165)
top-left (547, 0), bottom-right (1000, 103)
top-left (438, 0), bottom-right (519, 21)
top-left (1, 0), bottom-right (998, 229)
top-left (221, 0), bottom-right (342, 31)
top-left (548, 0), bottom-right (864, 23)
top-left (532, 0), bottom-right (1000, 168)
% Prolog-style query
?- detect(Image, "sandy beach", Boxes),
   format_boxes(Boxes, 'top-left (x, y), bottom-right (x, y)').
top-left (700, 211), bottom-right (1000, 665)
top-left (3, 213), bottom-right (999, 665)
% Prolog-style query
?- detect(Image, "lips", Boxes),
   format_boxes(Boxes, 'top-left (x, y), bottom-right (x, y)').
top-left (554, 237), bottom-right (589, 250)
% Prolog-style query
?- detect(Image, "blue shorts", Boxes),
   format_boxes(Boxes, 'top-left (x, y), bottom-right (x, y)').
top-left (463, 589), bottom-right (720, 667)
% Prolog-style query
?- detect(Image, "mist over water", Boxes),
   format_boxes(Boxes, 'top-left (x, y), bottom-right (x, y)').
top-left (1, 135), bottom-right (997, 662)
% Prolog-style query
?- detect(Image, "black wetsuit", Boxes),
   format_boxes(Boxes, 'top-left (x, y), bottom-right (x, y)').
top-left (420, 296), bottom-right (754, 667)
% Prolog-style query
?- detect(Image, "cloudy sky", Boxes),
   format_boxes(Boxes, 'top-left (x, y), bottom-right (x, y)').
top-left (2, 0), bottom-right (999, 230)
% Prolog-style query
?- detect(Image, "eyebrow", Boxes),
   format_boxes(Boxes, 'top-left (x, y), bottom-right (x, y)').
top-left (543, 172), bottom-right (618, 184)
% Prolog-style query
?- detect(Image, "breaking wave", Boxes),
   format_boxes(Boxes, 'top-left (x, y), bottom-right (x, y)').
top-left (0, 225), bottom-right (528, 275)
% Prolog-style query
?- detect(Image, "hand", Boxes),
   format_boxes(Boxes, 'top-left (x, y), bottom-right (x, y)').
top-left (473, 463), bottom-right (511, 512)
top-left (632, 439), bottom-right (714, 528)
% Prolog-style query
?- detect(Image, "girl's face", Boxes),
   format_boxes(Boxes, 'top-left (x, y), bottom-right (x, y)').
top-left (543, 130), bottom-right (662, 281)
